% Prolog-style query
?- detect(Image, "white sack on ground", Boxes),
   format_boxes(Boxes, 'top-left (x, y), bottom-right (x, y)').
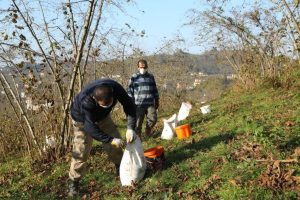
top-left (120, 137), bottom-right (146, 186)
top-left (161, 113), bottom-right (177, 140)
top-left (177, 102), bottom-right (192, 121)
top-left (200, 105), bottom-right (211, 114)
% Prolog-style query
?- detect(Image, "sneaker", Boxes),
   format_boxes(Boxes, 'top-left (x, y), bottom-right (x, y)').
top-left (68, 180), bottom-right (79, 197)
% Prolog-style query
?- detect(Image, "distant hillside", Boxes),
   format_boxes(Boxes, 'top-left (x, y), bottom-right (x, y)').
top-left (145, 49), bottom-right (234, 75)
top-left (0, 49), bottom-right (233, 77)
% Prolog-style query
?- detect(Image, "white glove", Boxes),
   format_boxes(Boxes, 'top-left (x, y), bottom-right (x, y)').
top-left (111, 138), bottom-right (125, 148)
top-left (126, 129), bottom-right (137, 143)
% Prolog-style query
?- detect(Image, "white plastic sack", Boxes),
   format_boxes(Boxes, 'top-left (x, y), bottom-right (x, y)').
top-left (177, 102), bottom-right (192, 122)
top-left (120, 137), bottom-right (146, 186)
top-left (161, 114), bottom-right (177, 140)
top-left (200, 105), bottom-right (211, 114)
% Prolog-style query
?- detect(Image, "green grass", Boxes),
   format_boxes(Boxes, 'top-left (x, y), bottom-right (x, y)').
top-left (1, 86), bottom-right (299, 199)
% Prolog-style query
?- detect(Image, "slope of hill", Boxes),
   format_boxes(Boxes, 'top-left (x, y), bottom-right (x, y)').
top-left (0, 86), bottom-right (299, 199)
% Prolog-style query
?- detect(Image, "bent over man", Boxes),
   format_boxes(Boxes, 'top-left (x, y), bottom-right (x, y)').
top-left (68, 78), bottom-right (137, 197)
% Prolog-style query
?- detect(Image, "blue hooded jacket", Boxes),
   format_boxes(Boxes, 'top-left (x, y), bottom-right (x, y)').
top-left (70, 79), bottom-right (136, 143)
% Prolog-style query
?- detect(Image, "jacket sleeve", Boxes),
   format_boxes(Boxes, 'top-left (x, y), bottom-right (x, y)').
top-left (116, 82), bottom-right (136, 130)
top-left (82, 108), bottom-right (114, 143)
top-left (152, 75), bottom-right (159, 100)
top-left (127, 77), bottom-right (134, 99)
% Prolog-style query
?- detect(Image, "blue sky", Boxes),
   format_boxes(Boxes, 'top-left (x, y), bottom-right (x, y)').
top-left (0, 0), bottom-right (275, 56)
top-left (0, 0), bottom-right (204, 54)
top-left (122, 0), bottom-right (203, 54)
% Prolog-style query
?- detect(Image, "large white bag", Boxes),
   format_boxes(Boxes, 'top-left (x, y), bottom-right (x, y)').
top-left (120, 137), bottom-right (146, 186)
top-left (177, 102), bottom-right (192, 122)
top-left (161, 114), bottom-right (177, 140)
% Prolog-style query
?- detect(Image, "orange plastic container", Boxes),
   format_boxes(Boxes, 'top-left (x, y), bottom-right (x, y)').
top-left (175, 124), bottom-right (192, 139)
top-left (144, 146), bottom-right (164, 158)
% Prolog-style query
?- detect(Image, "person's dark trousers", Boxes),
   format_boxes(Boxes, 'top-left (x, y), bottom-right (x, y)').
top-left (135, 105), bottom-right (157, 138)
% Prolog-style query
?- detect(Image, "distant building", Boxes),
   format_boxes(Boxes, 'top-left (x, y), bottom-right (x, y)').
top-left (20, 92), bottom-right (26, 98)
top-left (198, 72), bottom-right (207, 76)
top-left (226, 74), bottom-right (237, 79)
top-left (176, 82), bottom-right (188, 90)
top-left (111, 74), bottom-right (121, 79)
top-left (193, 78), bottom-right (202, 87)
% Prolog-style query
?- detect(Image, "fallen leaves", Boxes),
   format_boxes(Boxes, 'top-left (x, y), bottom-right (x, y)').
top-left (258, 160), bottom-right (300, 191)
top-left (292, 147), bottom-right (300, 158)
top-left (232, 141), bottom-right (263, 161)
top-left (229, 176), bottom-right (242, 186)
top-left (192, 174), bottom-right (221, 199)
top-left (0, 176), bottom-right (5, 186)
top-left (285, 121), bottom-right (296, 127)
top-left (175, 174), bottom-right (221, 199)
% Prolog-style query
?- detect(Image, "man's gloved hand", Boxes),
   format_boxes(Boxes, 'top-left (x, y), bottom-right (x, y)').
top-left (111, 138), bottom-right (125, 148)
top-left (126, 129), bottom-right (137, 143)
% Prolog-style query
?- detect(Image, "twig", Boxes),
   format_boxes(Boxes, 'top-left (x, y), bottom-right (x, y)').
top-left (256, 158), bottom-right (298, 163)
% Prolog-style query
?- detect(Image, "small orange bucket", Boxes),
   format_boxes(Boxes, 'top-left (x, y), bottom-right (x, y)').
top-left (175, 124), bottom-right (192, 139)
top-left (144, 146), bottom-right (164, 158)
top-left (144, 146), bottom-right (166, 170)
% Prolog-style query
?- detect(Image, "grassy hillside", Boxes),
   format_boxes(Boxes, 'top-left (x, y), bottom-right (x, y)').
top-left (0, 86), bottom-right (299, 199)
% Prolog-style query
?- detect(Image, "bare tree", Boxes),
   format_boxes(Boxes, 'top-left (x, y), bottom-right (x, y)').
top-left (187, 0), bottom-right (299, 87)
top-left (0, 0), bottom-right (139, 159)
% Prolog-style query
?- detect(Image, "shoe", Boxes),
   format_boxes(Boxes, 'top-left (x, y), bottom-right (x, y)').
top-left (68, 180), bottom-right (79, 197)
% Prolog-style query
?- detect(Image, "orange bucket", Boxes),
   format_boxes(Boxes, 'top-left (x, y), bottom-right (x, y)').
top-left (175, 124), bottom-right (192, 139)
top-left (144, 146), bottom-right (164, 158)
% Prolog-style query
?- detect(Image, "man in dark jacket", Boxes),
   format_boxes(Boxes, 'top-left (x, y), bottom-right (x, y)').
top-left (128, 59), bottom-right (159, 139)
top-left (68, 78), bottom-right (137, 197)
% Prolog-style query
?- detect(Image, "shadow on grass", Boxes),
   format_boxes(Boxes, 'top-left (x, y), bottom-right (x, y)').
top-left (166, 132), bottom-right (235, 169)
top-left (189, 113), bottom-right (219, 127)
top-left (279, 136), bottom-right (300, 151)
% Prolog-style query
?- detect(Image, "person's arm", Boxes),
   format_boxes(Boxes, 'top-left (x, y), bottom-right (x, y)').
top-left (152, 75), bottom-right (159, 108)
top-left (127, 76), bottom-right (134, 99)
top-left (115, 83), bottom-right (136, 130)
top-left (82, 109), bottom-right (114, 143)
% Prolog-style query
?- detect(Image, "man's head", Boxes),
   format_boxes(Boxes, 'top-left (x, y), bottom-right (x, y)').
top-left (137, 59), bottom-right (148, 74)
top-left (92, 86), bottom-right (114, 108)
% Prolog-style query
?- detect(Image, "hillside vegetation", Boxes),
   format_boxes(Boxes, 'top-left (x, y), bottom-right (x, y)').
top-left (0, 1), bottom-right (300, 199)
top-left (1, 84), bottom-right (299, 199)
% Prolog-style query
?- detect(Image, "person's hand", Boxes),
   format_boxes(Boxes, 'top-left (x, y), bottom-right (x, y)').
top-left (111, 138), bottom-right (125, 148)
top-left (126, 129), bottom-right (137, 143)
